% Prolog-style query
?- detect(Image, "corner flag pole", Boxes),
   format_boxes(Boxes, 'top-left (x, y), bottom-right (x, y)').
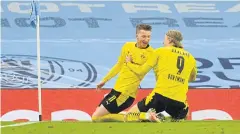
top-left (30, 0), bottom-right (42, 121)
top-left (36, 13), bottom-right (42, 122)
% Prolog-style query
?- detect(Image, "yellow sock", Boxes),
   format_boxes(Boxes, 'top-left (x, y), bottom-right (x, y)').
top-left (92, 113), bottom-right (125, 122)
top-left (139, 112), bottom-right (148, 120)
top-left (92, 112), bottom-right (149, 122)
top-left (124, 112), bottom-right (140, 122)
top-left (124, 112), bottom-right (150, 122)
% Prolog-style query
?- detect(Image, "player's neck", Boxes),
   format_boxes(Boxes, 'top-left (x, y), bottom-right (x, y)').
top-left (164, 44), bottom-right (171, 47)
top-left (136, 43), bottom-right (149, 49)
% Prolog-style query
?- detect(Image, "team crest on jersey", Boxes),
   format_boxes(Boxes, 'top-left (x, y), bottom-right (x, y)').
top-left (141, 54), bottom-right (146, 59)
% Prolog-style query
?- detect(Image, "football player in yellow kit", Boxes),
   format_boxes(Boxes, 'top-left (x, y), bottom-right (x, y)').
top-left (92, 24), bottom-right (155, 122)
top-left (124, 30), bottom-right (197, 122)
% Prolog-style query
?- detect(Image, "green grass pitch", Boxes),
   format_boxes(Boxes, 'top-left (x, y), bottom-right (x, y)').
top-left (1, 121), bottom-right (240, 134)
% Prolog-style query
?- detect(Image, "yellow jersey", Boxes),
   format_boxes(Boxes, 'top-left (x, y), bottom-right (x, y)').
top-left (126, 46), bottom-right (197, 102)
top-left (102, 42), bottom-right (154, 98)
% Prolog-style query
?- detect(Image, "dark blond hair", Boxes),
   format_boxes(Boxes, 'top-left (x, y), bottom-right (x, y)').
top-left (136, 24), bottom-right (152, 34)
top-left (166, 30), bottom-right (183, 48)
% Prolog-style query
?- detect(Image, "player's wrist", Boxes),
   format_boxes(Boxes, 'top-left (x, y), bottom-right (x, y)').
top-left (101, 79), bottom-right (107, 83)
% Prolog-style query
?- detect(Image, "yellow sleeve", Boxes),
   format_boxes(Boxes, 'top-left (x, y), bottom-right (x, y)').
top-left (189, 57), bottom-right (197, 82)
top-left (102, 45), bottom-right (125, 83)
top-left (126, 51), bottom-right (159, 75)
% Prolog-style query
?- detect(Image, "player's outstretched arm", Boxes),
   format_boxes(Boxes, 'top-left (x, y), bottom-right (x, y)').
top-left (101, 59), bottom-right (124, 83)
top-left (96, 45), bottom-right (126, 90)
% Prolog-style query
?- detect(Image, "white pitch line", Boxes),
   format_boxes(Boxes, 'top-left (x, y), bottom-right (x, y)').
top-left (1, 122), bottom-right (38, 128)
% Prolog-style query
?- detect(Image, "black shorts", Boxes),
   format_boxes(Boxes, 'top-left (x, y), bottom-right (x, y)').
top-left (99, 89), bottom-right (135, 113)
top-left (138, 93), bottom-right (188, 119)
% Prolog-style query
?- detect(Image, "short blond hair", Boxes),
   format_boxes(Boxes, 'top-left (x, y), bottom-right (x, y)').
top-left (136, 24), bottom-right (152, 34)
top-left (166, 30), bottom-right (183, 48)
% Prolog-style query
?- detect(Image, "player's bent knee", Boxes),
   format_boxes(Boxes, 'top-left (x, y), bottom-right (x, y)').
top-left (92, 104), bottom-right (110, 117)
top-left (91, 115), bottom-right (101, 122)
top-left (91, 112), bottom-right (103, 122)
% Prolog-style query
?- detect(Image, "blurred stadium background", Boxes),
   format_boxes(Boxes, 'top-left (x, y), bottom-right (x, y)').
top-left (1, 0), bottom-right (240, 133)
